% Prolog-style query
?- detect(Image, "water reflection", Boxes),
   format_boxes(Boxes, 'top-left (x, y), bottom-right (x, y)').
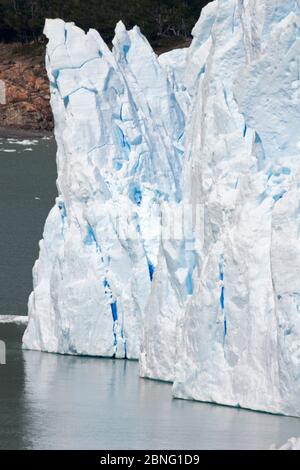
top-left (0, 324), bottom-right (32, 449)
top-left (0, 325), bottom-right (300, 449)
top-left (19, 334), bottom-right (300, 449)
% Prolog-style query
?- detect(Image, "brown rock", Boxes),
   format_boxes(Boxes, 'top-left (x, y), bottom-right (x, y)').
top-left (34, 77), bottom-right (47, 91)
top-left (6, 83), bottom-right (29, 103)
top-left (0, 43), bottom-right (53, 132)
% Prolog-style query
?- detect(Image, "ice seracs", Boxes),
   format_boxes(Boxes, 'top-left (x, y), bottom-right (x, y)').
top-left (23, 18), bottom-right (184, 359)
top-left (142, 0), bottom-right (300, 417)
top-left (24, 0), bottom-right (300, 417)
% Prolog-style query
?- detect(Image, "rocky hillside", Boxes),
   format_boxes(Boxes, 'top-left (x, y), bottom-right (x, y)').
top-left (0, 43), bottom-right (53, 132)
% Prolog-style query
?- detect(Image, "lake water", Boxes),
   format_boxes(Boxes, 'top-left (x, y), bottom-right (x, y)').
top-left (0, 137), bottom-right (300, 450)
top-left (0, 136), bottom-right (57, 315)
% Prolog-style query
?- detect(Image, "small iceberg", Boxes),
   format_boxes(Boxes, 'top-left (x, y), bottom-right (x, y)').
top-left (0, 315), bottom-right (29, 325)
top-left (7, 139), bottom-right (38, 146)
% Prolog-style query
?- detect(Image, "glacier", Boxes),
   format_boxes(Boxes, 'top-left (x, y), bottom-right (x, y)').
top-left (23, 0), bottom-right (300, 417)
top-left (23, 18), bottom-right (184, 359)
top-left (141, 0), bottom-right (300, 417)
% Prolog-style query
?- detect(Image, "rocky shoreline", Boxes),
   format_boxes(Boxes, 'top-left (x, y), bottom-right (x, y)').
top-left (0, 43), bottom-right (53, 133)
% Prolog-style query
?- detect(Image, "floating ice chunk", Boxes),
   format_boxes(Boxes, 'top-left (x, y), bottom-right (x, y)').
top-left (0, 316), bottom-right (28, 325)
top-left (9, 139), bottom-right (38, 146)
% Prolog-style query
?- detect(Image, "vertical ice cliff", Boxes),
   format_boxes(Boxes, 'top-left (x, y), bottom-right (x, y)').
top-left (24, 0), bottom-right (300, 417)
top-left (140, 0), bottom-right (218, 382)
top-left (141, 0), bottom-right (300, 417)
top-left (23, 19), bottom-right (184, 358)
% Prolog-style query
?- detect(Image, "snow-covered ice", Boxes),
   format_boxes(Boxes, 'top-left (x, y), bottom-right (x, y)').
top-left (24, 0), bottom-right (300, 417)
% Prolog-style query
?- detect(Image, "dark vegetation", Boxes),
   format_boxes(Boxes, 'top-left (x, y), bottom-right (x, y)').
top-left (0, 0), bottom-right (212, 47)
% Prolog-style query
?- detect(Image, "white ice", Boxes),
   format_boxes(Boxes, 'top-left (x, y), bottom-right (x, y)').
top-left (0, 316), bottom-right (29, 325)
top-left (23, 0), bottom-right (300, 417)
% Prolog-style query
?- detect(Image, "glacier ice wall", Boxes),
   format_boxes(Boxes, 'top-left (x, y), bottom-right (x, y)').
top-left (141, 0), bottom-right (300, 417)
top-left (23, 19), bottom-right (185, 359)
top-left (23, 0), bottom-right (300, 417)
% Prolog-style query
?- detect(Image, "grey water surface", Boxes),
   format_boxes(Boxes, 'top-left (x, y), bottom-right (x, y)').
top-left (0, 138), bottom-right (300, 450)
top-left (0, 136), bottom-right (57, 315)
